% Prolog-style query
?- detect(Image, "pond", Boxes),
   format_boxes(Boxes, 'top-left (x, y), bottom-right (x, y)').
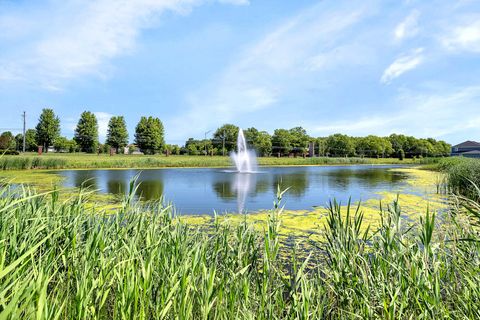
top-left (53, 165), bottom-right (413, 214)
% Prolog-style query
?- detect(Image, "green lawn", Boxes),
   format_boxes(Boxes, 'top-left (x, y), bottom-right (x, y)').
top-left (0, 152), bottom-right (439, 170)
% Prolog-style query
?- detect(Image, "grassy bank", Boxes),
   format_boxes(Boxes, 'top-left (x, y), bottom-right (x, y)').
top-left (0, 181), bottom-right (479, 319)
top-left (0, 153), bottom-right (441, 170)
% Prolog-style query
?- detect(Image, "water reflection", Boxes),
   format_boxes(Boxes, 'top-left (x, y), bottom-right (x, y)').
top-left (232, 173), bottom-right (254, 213)
top-left (72, 170), bottom-right (98, 190)
top-left (136, 180), bottom-right (164, 200)
top-left (55, 165), bottom-right (410, 214)
top-left (273, 171), bottom-right (309, 197)
top-left (106, 170), bottom-right (128, 195)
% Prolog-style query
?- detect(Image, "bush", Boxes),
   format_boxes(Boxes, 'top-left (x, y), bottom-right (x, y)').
top-left (0, 150), bottom-right (20, 155)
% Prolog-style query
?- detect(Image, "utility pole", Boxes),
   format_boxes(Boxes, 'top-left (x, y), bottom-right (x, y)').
top-left (222, 130), bottom-right (225, 156)
top-left (22, 111), bottom-right (26, 153)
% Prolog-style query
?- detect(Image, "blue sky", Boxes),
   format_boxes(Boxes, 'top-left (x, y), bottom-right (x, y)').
top-left (1, 0), bottom-right (479, 145)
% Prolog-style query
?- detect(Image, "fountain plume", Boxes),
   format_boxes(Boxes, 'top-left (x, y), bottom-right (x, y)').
top-left (230, 129), bottom-right (257, 173)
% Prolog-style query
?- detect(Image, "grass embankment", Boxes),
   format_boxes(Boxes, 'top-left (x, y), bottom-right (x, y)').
top-left (1, 180), bottom-right (479, 318)
top-left (0, 153), bottom-right (440, 170)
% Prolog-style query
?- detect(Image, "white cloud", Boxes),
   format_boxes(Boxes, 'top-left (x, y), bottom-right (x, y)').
top-left (310, 86), bottom-right (480, 140)
top-left (381, 48), bottom-right (424, 84)
top-left (394, 10), bottom-right (420, 41)
top-left (218, 0), bottom-right (249, 5)
top-left (0, 0), bottom-right (246, 90)
top-left (94, 112), bottom-right (113, 141)
top-left (168, 1), bottom-right (375, 140)
top-left (442, 20), bottom-right (480, 52)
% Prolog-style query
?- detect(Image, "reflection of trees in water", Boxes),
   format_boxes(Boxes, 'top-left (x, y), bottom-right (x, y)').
top-left (212, 174), bottom-right (271, 200)
top-left (73, 171), bottom-right (98, 190)
top-left (106, 171), bottom-right (128, 195)
top-left (255, 179), bottom-right (270, 194)
top-left (273, 172), bottom-right (309, 197)
top-left (212, 181), bottom-right (236, 199)
top-left (136, 180), bottom-right (164, 201)
top-left (326, 168), bottom-right (407, 190)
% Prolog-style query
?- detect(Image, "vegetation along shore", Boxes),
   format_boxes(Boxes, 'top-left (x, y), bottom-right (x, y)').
top-left (0, 157), bottom-right (479, 318)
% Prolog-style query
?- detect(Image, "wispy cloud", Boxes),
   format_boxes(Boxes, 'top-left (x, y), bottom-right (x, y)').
top-left (442, 20), bottom-right (480, 53)
top-left (0, 0), bottom-right (246, 90)
top-left (310, 86), bottom-right (480, 140)
top-left (394, 10), bottom-right (420, 41)
top-left (169, 1), bottom-right (375, 140)
top-left (381, 48), bottom-right (424, 84)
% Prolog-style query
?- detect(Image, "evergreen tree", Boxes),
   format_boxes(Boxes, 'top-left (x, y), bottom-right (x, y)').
top-left (106, 116), bottom-right (129, 153)
top-left (74, 111), bottom-right (99, 153)
top-left (35, 108), bottom-right (60, 152)
top-left (134, 116), bottom-right (165, 154)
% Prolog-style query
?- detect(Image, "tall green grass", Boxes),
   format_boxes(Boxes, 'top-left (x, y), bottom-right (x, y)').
top-left (0, 181), bottom-right (478, 318)
top-left (0, 154), bottom-right (440, 170)
top-left (434, 157), bottom-right (480, 201)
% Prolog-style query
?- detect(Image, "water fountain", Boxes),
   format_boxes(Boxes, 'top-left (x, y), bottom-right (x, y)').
top-left (230, 129), bottom-right (258, 173)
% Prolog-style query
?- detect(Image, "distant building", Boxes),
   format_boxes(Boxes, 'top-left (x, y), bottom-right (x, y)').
top-left (451, 141), bottom-right (480, 158)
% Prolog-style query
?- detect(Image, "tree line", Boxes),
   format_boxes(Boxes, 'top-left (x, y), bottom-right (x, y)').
top-left (0, 109), bottom-right (165, 155)
top-left (179, 124), bottom-right (451, 158)
top-left (0, 110), bottom-right (451, 158)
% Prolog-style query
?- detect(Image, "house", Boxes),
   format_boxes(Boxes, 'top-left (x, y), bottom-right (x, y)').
top-left (451, 141), bottom-right (480, 158)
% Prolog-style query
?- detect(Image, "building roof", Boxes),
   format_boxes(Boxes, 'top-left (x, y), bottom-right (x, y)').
top-left (461, 150), bottom-right (480, 155)
top-left (452, 140), bottom-right (480, 148)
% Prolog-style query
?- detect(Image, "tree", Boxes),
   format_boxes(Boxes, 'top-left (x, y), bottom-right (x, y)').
top-left (185, 138), bottom-right (201, 155)
top-left (74, 111), bottom-right (98, 153)
top-left (255, 131), bottom-right (272, 156)
top-left (54, 136), bottom-right (77, 153)
top-left (289, 127), bottom-right (310, 155)
top-left (25, 129), bottom-right (38, 151)
top-left (433, 140), bottom-right (451, 157)
top-left (0, 131), bottom-right (16, 150)
top-left (243, 127), bottom-right (259, 146)
top-left (35, 108), bottom-right (60, 152)
top-left (272, 129), bottom-right (292, 156)
top-left (14, 134), bottom-right (23, 151)
top-left (213, 124), bottom-right (239, 155)
top-left (326, 134), bottom-right (354, 157)
top-left (244, 127), bottom-right (272, 156)
top-left (106, 116), bottom-right (129, 153)
top-left (388, 134), bottom-right (408, 154)
top-left (355, 135), bottom-right (393, 158)
top-left (134, 116), bottom-right (165, 154)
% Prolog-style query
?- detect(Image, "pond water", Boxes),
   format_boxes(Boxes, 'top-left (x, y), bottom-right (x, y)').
top-left (53, 165), bottom-right (412, 214)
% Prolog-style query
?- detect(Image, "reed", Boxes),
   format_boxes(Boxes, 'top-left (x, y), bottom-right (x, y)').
top-left (434, 157), bottom-right (480, 201)
top-left (0, 180), bottom-right (478, 319)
